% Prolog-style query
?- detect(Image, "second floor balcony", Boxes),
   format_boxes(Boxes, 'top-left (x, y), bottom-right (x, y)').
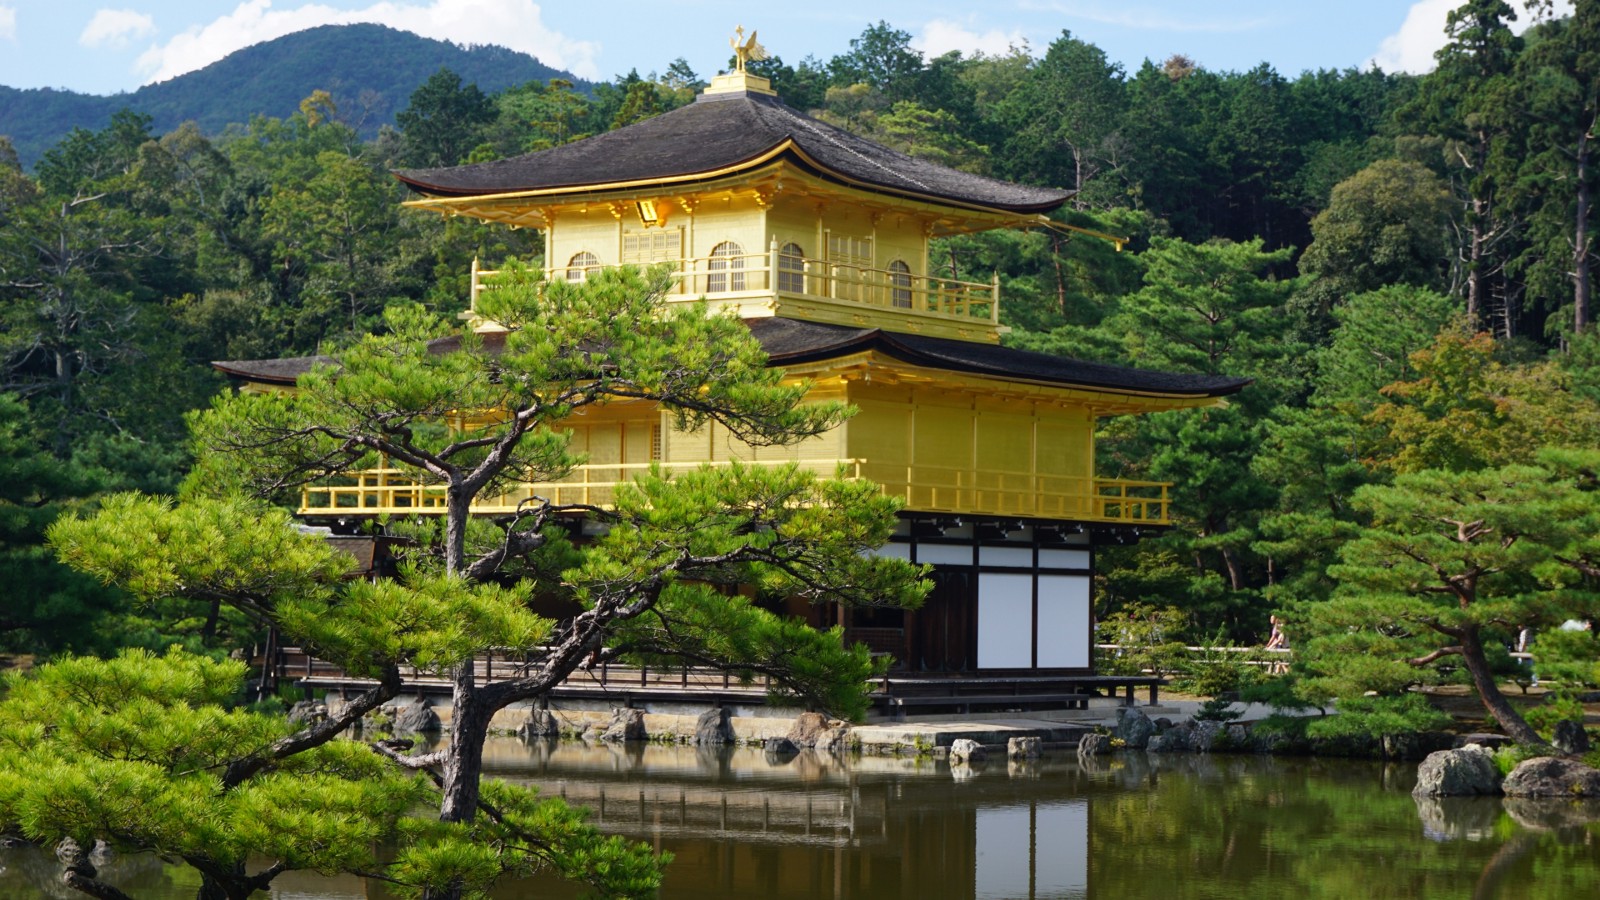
top-left (299, 459), bottom-right (1170, 526)
top-left (469, 244), bottom-right (1005, 344)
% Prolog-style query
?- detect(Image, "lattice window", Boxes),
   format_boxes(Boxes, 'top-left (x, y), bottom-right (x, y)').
top-left (777, 242), bottom-right (805, 293)
top-left (827, 235), bottom-right (872, 301)
top-left (889, 259), bottom-right (913, 308)
top-left (707, 241), bottom-right (745, 292)
top-left (827, 235), bottom-right (872, 267)
top-left (622, 228), bottom-right (682, 266)
top-left (566, 251), bottom-right (599, 282)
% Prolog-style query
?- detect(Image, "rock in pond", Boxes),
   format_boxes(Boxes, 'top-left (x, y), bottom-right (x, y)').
top-left (1114, 707), bottom-right (1154, 750)
top-left (1503, 757), bottom-right (1600, 798)
top-left (949, 739), bottom-right (986, 764)
top-left (1413, 745), bottom-right (1503, 796)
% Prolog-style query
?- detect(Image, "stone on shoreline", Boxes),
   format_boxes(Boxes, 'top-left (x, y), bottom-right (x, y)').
top-left (1413, 745), bottom-right (1502, 796)
top-left (1113, 707), bottom-right (1154, 750)
top-left (949, 739), bottom-right (986, 764)
top-left (1078, 733), bottom-right (1112, 756)
top-left (1503, 757), bottom-right (1600, 798)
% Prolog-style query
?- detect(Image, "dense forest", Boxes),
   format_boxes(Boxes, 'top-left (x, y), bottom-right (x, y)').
top-left (0, 23), bottom-right (588, 167)
top-left (4, 1), bottom-right (1600, 703)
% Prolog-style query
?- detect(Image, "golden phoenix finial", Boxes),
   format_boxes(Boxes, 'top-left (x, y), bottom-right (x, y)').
top-left (731, 25), bottom-right (768, 72)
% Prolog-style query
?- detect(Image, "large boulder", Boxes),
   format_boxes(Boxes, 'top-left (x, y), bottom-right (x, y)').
top-left (1008, 736), bottom-right (1042, 760)
top-left (815, 725), bottom-right (853, 755)
top-left (1078, 733), bottom-right (1112, 757)
top-left (763, 737), bottom-right (799, 760)
top-left (786, 712), bottom-right (830, 748)
top-left (599, 708), bottom-right (647, 743)
top-left (949, 739), bottom-right (987, 764)
top-left (519, 708), bottom-right (560, 739)
top-left (1191, 720), bottom-right (1224, 753)
top-left (392, 704), bottom-right (442, 735)
top-left (1113, 707), bottom-right (1155, 750)
top-left (286, 700), bottom-right (327, 726)
top-left (1413, 745), bottom-right (1503, 796)
top-left (1155, 722), bottom-right (1196, 753)
top-left (1503, 757), bottom-right (1600, 798)
top-left (694, 707), bottom-right (732, 746)
top-left (1553, 720), bottom-right (1591, 756)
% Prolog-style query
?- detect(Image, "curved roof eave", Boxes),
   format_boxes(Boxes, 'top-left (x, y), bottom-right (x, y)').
top-left (215, 320), bottom-right (1249, 400)
top-left (399, 143), bottom-right (1072, 218)
top-left (394, 91), bottom-right (1073, 215)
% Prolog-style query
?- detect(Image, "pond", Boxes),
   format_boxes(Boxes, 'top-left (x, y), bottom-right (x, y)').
top-left (3, 737), bottom-right (1598, 898)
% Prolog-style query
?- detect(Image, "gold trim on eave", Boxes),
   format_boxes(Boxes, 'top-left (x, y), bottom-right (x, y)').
top-left (402, 138), bottom-right (1058, 223)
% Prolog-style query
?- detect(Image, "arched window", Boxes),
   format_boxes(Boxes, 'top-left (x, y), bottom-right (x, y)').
top-left (777, 242), bottom-right (805, 293)
top-left (889, 259), bottom-right (913, 308)
top-left (566, 251), bottom-right (599, 282)
top-left (707, 241), bottom-right (744, 293)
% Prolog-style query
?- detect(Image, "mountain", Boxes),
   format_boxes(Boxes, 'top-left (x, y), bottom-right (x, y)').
top-left (0, 23), bottom-right (589, 166)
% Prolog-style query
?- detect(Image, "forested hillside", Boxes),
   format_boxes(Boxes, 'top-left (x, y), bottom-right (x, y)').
top-left (4, 4), bottom-right (1600, 725)
top-left (0, 23), bottom-right (587, 166)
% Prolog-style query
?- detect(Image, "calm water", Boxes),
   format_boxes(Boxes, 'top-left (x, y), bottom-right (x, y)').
top-left (4, 737), bottom-right (1599, 899)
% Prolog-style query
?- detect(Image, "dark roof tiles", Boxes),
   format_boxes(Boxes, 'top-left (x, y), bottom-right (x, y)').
top-left (395, 90), bottom-right (1071, 213)
top-left (213, 318), bottom-right (1249, 398)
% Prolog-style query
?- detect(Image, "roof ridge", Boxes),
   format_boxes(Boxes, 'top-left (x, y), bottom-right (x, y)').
top-left (774, 104), bottom-right (935, 194)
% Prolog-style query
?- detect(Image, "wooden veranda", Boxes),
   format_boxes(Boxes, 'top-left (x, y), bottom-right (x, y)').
top-left (250, 645), bottom-right (1163, 722)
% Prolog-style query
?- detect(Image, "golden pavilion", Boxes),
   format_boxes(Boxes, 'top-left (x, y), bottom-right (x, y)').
top-left (217, 47), bottom-right (1246, 688)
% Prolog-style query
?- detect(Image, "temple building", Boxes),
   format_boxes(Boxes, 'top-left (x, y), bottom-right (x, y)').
top-left (217, 39), bottom-right (1246, 702)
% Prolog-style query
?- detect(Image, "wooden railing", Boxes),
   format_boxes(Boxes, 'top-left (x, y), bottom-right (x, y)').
top-left (300, 458), bottom-right (1170, 525)
top-left (471, 248), bottom-right (999, 326)
top-left (300, 459), bottom-right (863, 515)
top-left (257, 646), bottom-right (778, 697)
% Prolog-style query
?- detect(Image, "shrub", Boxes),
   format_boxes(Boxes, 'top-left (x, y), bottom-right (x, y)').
top-left (1304, 693), bottom-right (1451, 741)
top-left (1524, 691), bottom-right (1585, 739)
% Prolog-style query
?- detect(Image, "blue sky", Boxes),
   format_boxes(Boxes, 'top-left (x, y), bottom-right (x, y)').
top-left (0, 1), bottom-right (1569, 96)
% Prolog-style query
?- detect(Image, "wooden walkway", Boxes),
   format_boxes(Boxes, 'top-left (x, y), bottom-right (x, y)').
top-left (251, 646), bottom-right (1164, 719)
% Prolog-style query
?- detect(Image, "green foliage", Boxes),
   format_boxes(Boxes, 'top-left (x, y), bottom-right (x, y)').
top-left (1175, 653), bottom-right (1266, 698)
top-left (1298, 159), bottom-right (1455, 310)
top-left (396, 779), bottom-right (666, 899)
top-left (0, 648), bottom-right (666, 899)
top-left (397, 68), bottom-right (498, 168)
top-left (1524, 625), bottom-right (1600, 686)
top-left (1523, 691), bottom-right (1586, 737)
top-left (1304, 694), bottom-right (1452, 740)
top-left (1096, 602), bottom-right (1190, 677)
top-left (1305, 451), bottom-right (1600, 742)
top-left (1494, 741), bottom-right (1555, 776)
top-left (0, 24), bottom-right (586, 168)
top-left (0, 649), bottom-right (427, 891)
top-left (1192, 697), bottom-right (1244, 722)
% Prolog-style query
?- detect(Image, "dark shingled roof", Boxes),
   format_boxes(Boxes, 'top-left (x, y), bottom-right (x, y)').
top-left (213, 318), bottom-right (1249, 398)
top-left (395, 89), bottom-right (1072, 214)
top-left (746, 318), bottom-right (1249, 396)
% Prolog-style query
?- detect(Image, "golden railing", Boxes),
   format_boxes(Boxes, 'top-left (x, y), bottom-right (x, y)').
top-left (300, 459), bottom-right (1169, 525)
top-left (471, 248), bottom-right (999, 326)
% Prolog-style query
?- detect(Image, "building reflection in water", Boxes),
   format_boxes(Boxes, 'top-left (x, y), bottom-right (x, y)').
top-left (481, 737), bottom-right (1090, 899)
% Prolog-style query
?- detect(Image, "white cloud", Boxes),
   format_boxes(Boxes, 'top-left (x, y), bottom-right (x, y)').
top-left (1370, 0), bottom-right (1574, 74)
top-left (1021, 1), bottom-right (1273, 34)
top-left (81, 9), bottom-right (158, 49)
top-left (135, 0), bottom-right (600, 84)
top-left (1368, 0), bottom-right (1457, 73)
top-left (0, 6), bottom-right (16, 41)
top-left (913, 20), bottom-right (1030, 60)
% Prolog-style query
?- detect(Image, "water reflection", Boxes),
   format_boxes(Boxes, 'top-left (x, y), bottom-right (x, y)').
top-left (2, 738), bottom-right (1598, 898)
